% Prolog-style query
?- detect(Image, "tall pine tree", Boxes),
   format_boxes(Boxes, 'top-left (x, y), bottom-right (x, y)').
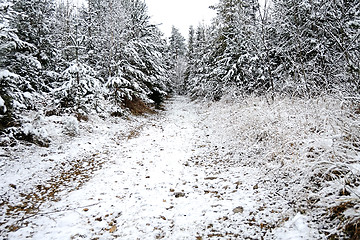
top-left (168, 26), bottom-right (186, 93)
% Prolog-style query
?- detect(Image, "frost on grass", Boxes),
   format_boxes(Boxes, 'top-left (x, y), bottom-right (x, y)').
top-left (198, 94), bottom-right (360, 238)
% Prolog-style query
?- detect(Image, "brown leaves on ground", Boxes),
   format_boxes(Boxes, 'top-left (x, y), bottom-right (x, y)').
top-left (3, 155), bottom-right (105, 232)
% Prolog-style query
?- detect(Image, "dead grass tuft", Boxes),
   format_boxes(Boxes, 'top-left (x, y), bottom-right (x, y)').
top-left (329, 202), bottom-right (355, 221)
top-left (328, 202), bottom-right (360, 239)
top-left (124, 98), bottom-right (155, 116)
top-left (344, 218), bottom-right (360, 240)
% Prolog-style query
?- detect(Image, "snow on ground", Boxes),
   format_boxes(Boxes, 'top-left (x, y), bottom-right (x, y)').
top-left (1, 95), bottom-right (359, 239)
top-left (0, 107), bottom-right (147, 236)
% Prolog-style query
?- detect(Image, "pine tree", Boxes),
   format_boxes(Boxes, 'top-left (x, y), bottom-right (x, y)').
top-left (184, 26), bottom-right (195, 92)
top-left (0, 0), bottom-right (38, 129)
top-left (168, 26), bottom-right (186, 93)
top-left (169, 26), bottom-right (186, 59)
top-left (187, 0), bottom-right (260, 99)
top-left (12, 0), bottom-right (56, 90)
top-left (186, 24), bottom-right (215, 99)
top-left (96, 0), bottom-right (169, 108)
top-left (271, 0), bottom-right (359, 95)
top-left (55, 9), bottom-right (103, 113)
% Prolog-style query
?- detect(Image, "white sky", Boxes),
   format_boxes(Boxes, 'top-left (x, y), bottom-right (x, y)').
top-left (70, 0), bottom-right (217, 39)
top-left (71, 0), bottom-right (266, 39)
top-left (145, 0), bottom-right (218, 39)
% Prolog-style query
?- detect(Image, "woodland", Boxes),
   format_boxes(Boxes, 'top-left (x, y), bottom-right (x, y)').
top-left (0, 0), bottom-right (359, 123)
top-left (0, 0), bottom-right (359, 239)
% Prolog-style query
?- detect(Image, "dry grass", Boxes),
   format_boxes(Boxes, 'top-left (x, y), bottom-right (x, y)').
top-left (123, 97), bottom-right (155, 116)
top-left (196, 93), bottom-right (360, 238)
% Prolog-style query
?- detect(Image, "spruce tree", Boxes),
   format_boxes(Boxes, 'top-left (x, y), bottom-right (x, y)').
top-left (12, 0), bottom-right (56, 90)
top-left (95, 0), bottom-right (169, 108)
top-left (168, 26), bottom-right (186, 93)
top-left (190, 0), bottom-right (260, 99)
top-left (184, 26), bottom-right (195, 92)
top-left (0, 0), bottom-right (39, 129)
top-left (271, 0), bottom-right (359, 95)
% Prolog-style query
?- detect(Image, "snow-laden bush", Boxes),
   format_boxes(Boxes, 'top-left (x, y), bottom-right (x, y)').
top-left (200, 93), bottom-right (360, 238)
top-left (18, 122), bottom-right (50, 147)
top-left (0, 70), bottom-right (31, 111)
top-left (55, 61), bottom-right (103, 113)
top-left (63, 116), bottom-right (79, 137)
top-left (5, 114), bottom-right (51, 147)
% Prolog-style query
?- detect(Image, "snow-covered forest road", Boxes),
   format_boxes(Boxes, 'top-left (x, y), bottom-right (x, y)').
top-left (2, 96), bottom-right (359, 239)
top-left (2, 0), bottom-right (359, 238)
top-left (5, 96), bottom-right (269, 239)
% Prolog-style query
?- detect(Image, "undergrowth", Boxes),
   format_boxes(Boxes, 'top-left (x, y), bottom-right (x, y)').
top-left (199, 93), bottom-right (360, 239)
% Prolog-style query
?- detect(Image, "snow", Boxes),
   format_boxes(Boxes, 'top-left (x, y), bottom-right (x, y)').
top-left (22, 92), bottom-right (33, 100)
top-left (1, 95), bottom-right (359, 239)
top-left (67, 63), bottom-right (80, 73)
top-left (0, 69), bottom-right (20, 79)
top-left (274, 213), bottom-right (314, 240)
top-left (0, 96), bottom-right (6, 113)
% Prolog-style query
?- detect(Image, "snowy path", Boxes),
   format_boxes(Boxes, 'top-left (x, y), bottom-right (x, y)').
top-left (7, 96), bottom-right (315, 239)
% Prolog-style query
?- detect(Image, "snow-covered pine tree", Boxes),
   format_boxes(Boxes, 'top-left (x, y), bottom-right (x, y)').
top-left (52, 2), bottom-right (103, 114)
top-left (168, 26), bottom-right (186, 94)
top-left (186, 0), bottom-right (260, 100)
top-left (97, 0), bottom-right (169, 111)
top-left (270, 0), bottom-right (359, 95)
top-left (213, 0), bottom-right (261, 96)
top-left (209, 0), bottom-right (242, 96)
top-left (121, 0), bottom-right (169, 104)
top-left (11, 0), bottom-right (56, 91)
top-left (186, 24), bottom-right (215, 100)
top-left (184, 26), bottom-right (195, 92)
top-left (169, 26), bottom-right (186, 59)
top-left (56, 61), bottom-right (102, 113)
top-left (85, 0), bottom-right (105, 69)
top-left (271, 0), bottom-right (320, 95)
top-left (0, 0), bottom-right (39, 129)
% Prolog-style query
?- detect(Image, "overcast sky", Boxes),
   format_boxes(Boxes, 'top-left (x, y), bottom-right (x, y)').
top-left (71, 0), bottom-right (266, 39)
top-left (145, 0), bottom-right (218, 39)
top-left (70, 0), bottom-right (217, 38)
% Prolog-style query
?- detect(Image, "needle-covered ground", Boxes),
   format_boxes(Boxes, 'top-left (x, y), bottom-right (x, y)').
top-left (1, 95), bottom-right (359, 239)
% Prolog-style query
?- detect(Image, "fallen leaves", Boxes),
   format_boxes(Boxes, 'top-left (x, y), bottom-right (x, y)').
top-left (204, 177), bottom-right (217, 180)
top-left (109, 225), bottom-right (116, 233)
top-left (174, 192), bottom-right (185, 198)
top-left (3, 155), bottom-right (107, 232)
top-left (233, 206), bottom-right (244, 214)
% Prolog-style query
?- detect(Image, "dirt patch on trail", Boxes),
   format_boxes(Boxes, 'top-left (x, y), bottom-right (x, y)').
top-left (1, 154), bottom-right (106, 234)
